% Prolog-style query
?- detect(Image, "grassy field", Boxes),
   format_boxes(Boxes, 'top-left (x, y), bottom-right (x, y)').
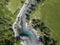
top-left (8, 0), bottom-right (25, 13)
top-left (0, 0), bottom-right (60, 45)
top-left (8, 0), bottom-right (60, 45)
top-left (40, 0), bottom-right (60, 44)
top-left (30, 0), bottom-right (60, 44)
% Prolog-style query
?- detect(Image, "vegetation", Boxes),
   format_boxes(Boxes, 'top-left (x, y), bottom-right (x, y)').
top-left (40, 0), bottom-right (60, 45)
top-left (32, 19), bottom-right (57, 45)
top-left (0, 0), bottom-right (15, 45)
top-left (8, 0), bottom-right (25, 13)
top-left (30, 0), bottom-right (60, 45)
top-left (0, 0), bottom-right (60, 45)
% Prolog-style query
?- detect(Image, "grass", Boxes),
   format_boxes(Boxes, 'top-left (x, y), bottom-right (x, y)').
top-left (8, 0), bottom-right (25, 13)
top-left (0, 0), bottom-right (17, 44)
top-left (1, 0), bottom-right (60, 45)
top-left (30, 0), bottom-right (60, 45)
top-left (40, 0), bottom-right (60, 44)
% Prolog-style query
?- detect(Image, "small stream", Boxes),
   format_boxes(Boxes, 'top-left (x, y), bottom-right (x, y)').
top-left (12, 0), bottom-right (43, 45)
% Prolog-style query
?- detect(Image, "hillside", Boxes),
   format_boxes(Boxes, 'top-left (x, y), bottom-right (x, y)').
top-left (0, 0), bottom-right (60, 45)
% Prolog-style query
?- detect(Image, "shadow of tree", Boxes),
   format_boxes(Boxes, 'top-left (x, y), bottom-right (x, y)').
top-left (0, 39), bottom-right (13, 45)
top-left (32, 19), bottom-right (57, 45)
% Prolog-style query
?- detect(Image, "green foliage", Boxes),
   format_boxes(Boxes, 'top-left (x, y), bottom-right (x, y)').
top-left (32, 19), bottom-right (57, 45)
top-left (0, 0), bottom-right (15, 44)
top-left (0, 0), bottom-right (60, 45)
top-left (41, 0), bottom-right (60, 45)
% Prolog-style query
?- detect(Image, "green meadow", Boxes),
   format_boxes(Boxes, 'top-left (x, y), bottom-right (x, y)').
top-left (0, 0), bottom-right (60, 45)
top-left (41, 0), bottom-right (60, 44)
top-left (31, 0), bottom-right (60, 44)
top-left (8, 0), bottom-right (25, 13)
